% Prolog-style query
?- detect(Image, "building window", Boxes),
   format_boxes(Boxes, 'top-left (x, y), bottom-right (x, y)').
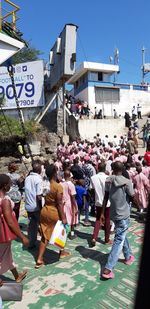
top-left (98, 72), bottom-right (103, 81)
top-left (95, 87), bottom-right (120, 102)
top-left (88, 72), bottom-right (98, 81)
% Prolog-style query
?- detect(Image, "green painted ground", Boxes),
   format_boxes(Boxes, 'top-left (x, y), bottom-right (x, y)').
top-left (2, 210), bottom-right (144, 309)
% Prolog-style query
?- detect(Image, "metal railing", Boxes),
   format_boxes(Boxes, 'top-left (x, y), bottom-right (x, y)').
top-left (0, 0), bottom-right (20, 31)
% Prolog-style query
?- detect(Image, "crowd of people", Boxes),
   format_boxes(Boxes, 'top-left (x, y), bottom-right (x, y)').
top-left (65, 94), bottom-right (91, 119)
top-left (0, 121), bottom-right (150, 304)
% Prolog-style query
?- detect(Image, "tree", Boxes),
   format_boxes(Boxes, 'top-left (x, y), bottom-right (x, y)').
top-left (11, 44), bottom-right (43, 64)
top-left (0, 113), bottom-right (42, 138)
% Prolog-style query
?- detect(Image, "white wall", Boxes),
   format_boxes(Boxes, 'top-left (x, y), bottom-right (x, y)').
top-left (118, 88), bottom-right (150, 116)
top-left (75, 85), bottom-right (150, 117)
top-left (79, 118), bottom-right (127, 141)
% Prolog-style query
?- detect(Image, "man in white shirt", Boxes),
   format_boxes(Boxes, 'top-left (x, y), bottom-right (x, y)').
top-left (90, 162), bottom-right (111, 246)
top-left (137, 104), bottom-right (142, 119)
top-left (132, 106), bottom-right (137, 121)
top-left (25, 161), bottom-right (43, 249)
top-left (102, 135), bottom-right (109, 147)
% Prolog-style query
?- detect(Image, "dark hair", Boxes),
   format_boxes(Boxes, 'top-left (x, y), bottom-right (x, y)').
top-left (73, 157), bottom-right (79, 165)
top-left (46, 164), bottom-right (57, 180)
top-left (126, 163), bottom-right (131, 170)
top-left (0, 174), bottom-right (10, 190)
top-left (142, 160), bottom-right (148, 167)
top-left (8, 161), bottom-right (17, 172)
top-left (63, 161), bottom-right (70, 171)
top-left (136, 166), bottom-right (142, 174)
top-left (98, 162), bottom-right (106, 173)
top-left (112, 162), bottom-right (123, 173)
top-left (32, 161), bottom-right (42, 174)
top-left (147, 145), bottom-right (150, 151)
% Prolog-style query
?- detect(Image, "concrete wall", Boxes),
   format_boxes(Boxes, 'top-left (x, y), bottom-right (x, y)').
top-left (74, 85), bottom-right (150, 117)
top-left (118, 88), bottom-right (150, 116)
top-left (78, 118), bottom-right (127, 141)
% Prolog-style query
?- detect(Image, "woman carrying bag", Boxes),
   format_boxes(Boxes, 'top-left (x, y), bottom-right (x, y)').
top-left (35, 164), bottom-right (70, 268)
top-left (0, 174), bottom-right (29, 282)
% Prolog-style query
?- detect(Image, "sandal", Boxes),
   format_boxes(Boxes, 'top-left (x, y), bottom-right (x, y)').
top-left (102, 271), bottom-right (115, 279)
top-left (105, 240), bottom-right (113, 245)
top-left (90, 239), bottom-right (96, 247)
top-left (35, 262), bottom-right (45, 269)
top-left (59, 251), bottom-right (71, 259)
top-left (16, 270), bottom-right (27, 283)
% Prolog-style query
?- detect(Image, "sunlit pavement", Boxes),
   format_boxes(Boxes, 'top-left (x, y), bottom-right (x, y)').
top-left (1, 207), bottom-right (145, 309)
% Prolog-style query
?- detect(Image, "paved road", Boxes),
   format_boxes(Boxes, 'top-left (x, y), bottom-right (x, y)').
top-left (2, 210), bottom-right (144, 309)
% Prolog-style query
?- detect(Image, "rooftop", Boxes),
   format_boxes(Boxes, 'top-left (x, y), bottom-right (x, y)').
top-left (68, 61), bottom-right (119, 84)
top-left (0, 22), bottom-right (27, 65)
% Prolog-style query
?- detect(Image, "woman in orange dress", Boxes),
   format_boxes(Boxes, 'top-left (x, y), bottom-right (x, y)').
top-left (35, 164), bottom-right (70, 268)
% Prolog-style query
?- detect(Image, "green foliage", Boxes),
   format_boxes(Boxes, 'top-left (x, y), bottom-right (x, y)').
top-left (0, 95), bottom-right (5, 107)
top-left (0, 113), bottom-right (42, 138)
top-left (11, 44), bottom-right (43, 65)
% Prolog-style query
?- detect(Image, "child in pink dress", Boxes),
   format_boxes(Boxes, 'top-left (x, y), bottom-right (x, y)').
top-left (61, 170), bottom-right (78, 239)
top-left (142, 160), bottom-right (150, 180)
top-left (133, 166), bottom-right (150, 212)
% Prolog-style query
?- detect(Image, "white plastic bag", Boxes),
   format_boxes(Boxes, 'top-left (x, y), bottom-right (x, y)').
top-left (49, 220), bottom-right (67, 249)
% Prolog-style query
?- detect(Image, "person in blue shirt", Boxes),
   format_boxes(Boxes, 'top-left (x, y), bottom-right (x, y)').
top-left (75, 179), bottom-right (89, 225)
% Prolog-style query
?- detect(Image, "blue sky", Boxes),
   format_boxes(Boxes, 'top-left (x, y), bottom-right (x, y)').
top-left (6, 0), bottom-right (150, 84)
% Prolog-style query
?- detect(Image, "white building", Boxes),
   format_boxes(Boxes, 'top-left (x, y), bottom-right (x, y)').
top-left (68, 61), bottom-right (150, 117)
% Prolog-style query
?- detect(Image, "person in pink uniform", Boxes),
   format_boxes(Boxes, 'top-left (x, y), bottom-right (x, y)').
top-left (128, 163), bottom-right (137, 182)
top-left (61, 170), bottom-right (78, 239)
top-left (54, 158), bottom-right (62, 171)
top-left (133, 166), bottom-right (150, 212)
top-left (142, 160), bottom-right (150, 180)
top-left (132, 150), bottom-right (140, 163)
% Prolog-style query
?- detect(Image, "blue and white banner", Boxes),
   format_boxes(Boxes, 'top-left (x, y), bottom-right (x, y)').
top-left (0, 60), bottom-right (45, 109)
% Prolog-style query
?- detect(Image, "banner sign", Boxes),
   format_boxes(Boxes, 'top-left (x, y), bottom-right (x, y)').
top-left (0, 60), bottom-right (45, 109)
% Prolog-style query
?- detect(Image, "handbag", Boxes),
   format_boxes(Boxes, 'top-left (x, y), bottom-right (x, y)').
top-left (0, 199), bottom-right (19, 243)
top-left (49, 220), bottom-right (67, 249)
top-left (0, 281), bottom-right (23, 301)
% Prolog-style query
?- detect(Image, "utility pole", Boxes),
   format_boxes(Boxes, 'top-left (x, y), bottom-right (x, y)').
top-left (142, 46), bottom-right (146, 84)
top-left (0, 0), bottom-right (2, 31)
top-left (113, 47), bottom-right (119, 84)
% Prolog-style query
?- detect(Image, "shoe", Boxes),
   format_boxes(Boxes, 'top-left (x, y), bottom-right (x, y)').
top-left (68, 234), bottom-right (77, 240)
top-left (35, 262), bottom-right (45, 269)
top-left (105, 240), bottom-right (113, 245)
top-left (124, 255), bottom-right (135, 265)
top-left (16, 270), bottom-right (27, 283)
top-left (59, 251), bottom-right (71, 259)
top-left (102, 271), bottom-right (115, 279)
top-left (90, 239), bottom-right (96, 247)
top-left (83, 221), bottom-right (91, 226)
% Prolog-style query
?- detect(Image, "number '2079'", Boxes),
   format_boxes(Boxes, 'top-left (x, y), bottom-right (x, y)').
top-left (0, 82), bottom-right (35, 99)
